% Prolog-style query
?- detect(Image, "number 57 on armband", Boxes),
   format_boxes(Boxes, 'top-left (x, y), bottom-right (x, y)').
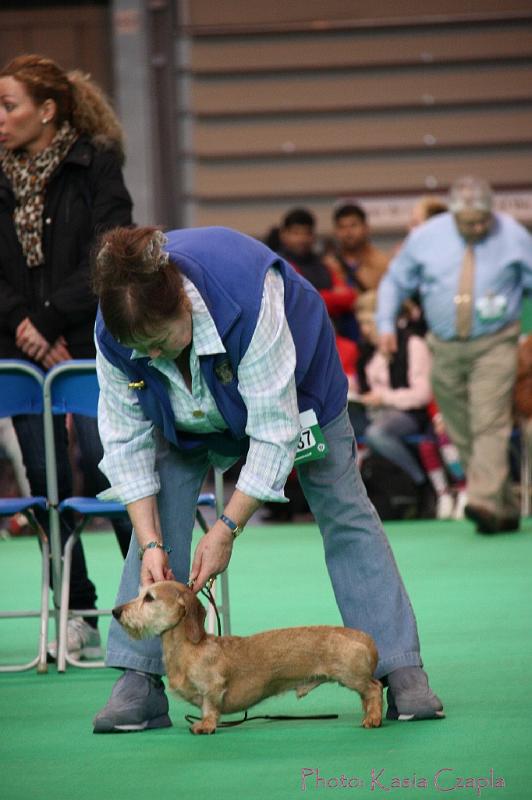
top-left (293, 409), bottom-right (329, 466)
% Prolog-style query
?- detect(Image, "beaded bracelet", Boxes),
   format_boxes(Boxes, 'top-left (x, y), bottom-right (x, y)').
top-left (138, 540), bottom-right (172, 560)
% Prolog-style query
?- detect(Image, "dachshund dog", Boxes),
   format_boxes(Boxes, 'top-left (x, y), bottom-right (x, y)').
top-left (113, 580), bottom-right (382, 735)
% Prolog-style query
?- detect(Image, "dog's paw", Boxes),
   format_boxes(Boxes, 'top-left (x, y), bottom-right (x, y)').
top-left (361, 713), bottom-right (382, 729)
top-left (189, 721), bottom-right (217, 735)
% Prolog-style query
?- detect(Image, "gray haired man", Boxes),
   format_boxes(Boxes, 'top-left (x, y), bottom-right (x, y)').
top-left (377, 176), bottom-right (532, 534)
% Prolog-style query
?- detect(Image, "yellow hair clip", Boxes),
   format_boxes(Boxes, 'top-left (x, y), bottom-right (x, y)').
top-left (128, 380), bottom-right (146, 390)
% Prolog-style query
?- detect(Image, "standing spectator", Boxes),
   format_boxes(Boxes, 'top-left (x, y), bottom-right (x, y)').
top-left (0, 54), bottom-right (134, 656)
top-left (377, 176), bottom-right (532, 534)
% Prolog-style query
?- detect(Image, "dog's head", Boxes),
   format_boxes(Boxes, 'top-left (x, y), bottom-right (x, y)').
top-left (112, 581), bottom-right (206, 643)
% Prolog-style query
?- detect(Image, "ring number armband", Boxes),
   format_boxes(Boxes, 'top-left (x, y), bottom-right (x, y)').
top-left (219, 513), bottom-right (244, 539)
top-left (138, 540), bottom-right (172, 560)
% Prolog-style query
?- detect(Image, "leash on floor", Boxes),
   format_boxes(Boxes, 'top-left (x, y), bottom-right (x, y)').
top-left (184, 709), bottom-right (339, 728)
top-left (184, 583), bottom-right (339, 729)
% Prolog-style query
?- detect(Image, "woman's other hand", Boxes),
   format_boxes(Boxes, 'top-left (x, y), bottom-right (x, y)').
top-left (16, 317), bottom-right (50, 361)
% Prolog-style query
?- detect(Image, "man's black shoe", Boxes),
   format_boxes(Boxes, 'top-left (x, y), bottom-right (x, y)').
top-left (464, 504), bottom-right (520, 534)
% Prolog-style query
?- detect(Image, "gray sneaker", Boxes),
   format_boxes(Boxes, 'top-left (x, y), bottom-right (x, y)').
top-left (386, 667), bottom-right (445, 721)
top-left (93, 670), bottom-right (172, 733)
top-left (47, 617), bottom-right (102, 662)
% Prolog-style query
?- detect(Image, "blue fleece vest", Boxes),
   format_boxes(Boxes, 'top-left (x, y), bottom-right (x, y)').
top-left (96, 227), bottom-right (347, 454)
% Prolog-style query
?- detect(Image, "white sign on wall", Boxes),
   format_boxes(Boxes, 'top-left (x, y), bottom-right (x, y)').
top-left (352, 191), bottom-right (532, 230)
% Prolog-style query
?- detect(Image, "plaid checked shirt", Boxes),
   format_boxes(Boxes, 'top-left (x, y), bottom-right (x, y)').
top-left (96, 269), bottom-right (300, 505)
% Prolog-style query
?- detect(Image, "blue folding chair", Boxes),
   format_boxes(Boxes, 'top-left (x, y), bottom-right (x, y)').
top-left (43, 360), bottom-right (228, 671)
top-left (43, 360), bottom-right (129, 671)
top-left (0, 360), bottom-right (50, 673)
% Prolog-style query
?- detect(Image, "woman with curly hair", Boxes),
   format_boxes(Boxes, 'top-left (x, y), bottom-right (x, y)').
top-left (0, 54), bottom-right (133, 660)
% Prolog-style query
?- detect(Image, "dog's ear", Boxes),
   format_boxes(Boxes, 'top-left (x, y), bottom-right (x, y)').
top-left (181, 589), bottom-right (207, 644)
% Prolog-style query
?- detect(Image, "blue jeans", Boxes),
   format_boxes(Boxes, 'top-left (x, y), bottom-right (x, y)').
top-left (106, 409), bottom-right (421, 678)
top-left (364, 409), bottom-right (426, 485)
top-left (13, 413), bottom-right (132, 614)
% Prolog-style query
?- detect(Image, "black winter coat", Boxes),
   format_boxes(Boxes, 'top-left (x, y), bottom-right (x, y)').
top-left (0, 136), bottom-right (133, 360)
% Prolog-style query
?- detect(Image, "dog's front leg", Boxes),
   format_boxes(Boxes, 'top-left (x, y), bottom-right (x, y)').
top-left (189, 692), bottom-right (222, 735)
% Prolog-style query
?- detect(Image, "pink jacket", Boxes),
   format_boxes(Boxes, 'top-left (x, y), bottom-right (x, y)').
top-left (364, 335), bottom-right (432, 410)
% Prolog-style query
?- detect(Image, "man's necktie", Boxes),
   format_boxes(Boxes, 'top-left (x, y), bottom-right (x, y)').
top-left (455, 245), bottom-right (475, 339)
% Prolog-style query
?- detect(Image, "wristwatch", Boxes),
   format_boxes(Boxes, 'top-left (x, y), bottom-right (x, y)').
top-left (219, 513), bottom-right (244, 538)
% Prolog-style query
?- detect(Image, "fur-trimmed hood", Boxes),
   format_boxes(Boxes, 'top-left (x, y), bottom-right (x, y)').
top-left (90, 132), bottom-right (125, 166)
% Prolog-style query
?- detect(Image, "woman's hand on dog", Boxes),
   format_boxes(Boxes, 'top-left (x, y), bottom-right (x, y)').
top-left (189, 524), bottom-right (234, 593)
top-left (140, 548), bottom-right (175, 586)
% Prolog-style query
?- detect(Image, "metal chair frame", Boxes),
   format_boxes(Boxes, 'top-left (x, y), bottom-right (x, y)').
top-left (43, 360), bottom-right (120, 671)
top-left (0, 360), bottom-right (50, 673)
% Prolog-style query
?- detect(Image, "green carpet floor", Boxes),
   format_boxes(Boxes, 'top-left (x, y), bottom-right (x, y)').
top-left (1, 518), bottom-right (531, 800)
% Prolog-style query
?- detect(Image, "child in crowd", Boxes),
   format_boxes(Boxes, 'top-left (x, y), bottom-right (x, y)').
top-left (353, 293), bottom-right (466, 519)
top-left (353, 293), bottom-right (432, 496)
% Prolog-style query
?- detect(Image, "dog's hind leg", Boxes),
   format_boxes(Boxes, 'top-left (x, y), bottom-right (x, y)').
top-left (359, 678), bottom-right (382, 728)
top-left (339, 673), bottom-right (382, 728)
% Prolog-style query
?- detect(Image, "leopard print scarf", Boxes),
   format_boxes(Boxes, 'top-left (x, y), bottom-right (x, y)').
top-left (1, 121), bottom-right (79, 267)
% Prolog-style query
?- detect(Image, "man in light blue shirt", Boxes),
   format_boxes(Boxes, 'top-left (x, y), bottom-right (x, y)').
top-left (377, 176), bottom-right (532, 533)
